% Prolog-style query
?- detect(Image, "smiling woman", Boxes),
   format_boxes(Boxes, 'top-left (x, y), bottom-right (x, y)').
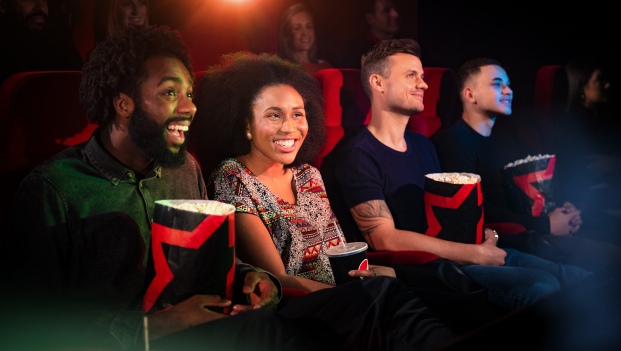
top-left (277, 3), bottom-right (333, 76)
top-left (191, 54), bottom-right (396, 292)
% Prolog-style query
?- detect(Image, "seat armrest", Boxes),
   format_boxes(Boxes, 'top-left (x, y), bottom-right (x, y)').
top-left (368, 251), bottom-right (438, 265)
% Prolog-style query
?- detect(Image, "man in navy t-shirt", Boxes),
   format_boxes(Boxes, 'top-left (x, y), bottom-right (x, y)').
top-left (335, 39), bottom-right (590, 310)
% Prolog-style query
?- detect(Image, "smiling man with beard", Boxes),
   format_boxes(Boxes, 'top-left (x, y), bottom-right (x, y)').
top-left (1, 27), bottom-right (323, 351)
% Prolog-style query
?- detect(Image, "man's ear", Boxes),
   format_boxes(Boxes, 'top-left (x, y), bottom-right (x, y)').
top-left (366, 13), bottom-right (375, 26)
top-left (463, 86), bottom-right (477, 104)
top-left (112, 92), bottom-right (135, 124)
top-left (370, 74), bottom-right (384, 95)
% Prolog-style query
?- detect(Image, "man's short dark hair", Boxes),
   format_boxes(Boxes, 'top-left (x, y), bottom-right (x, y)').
top-left (455, 58), bottom-right (502, 94)
top-left (360, 38), bottom-right (421, 99)
top-left (79, 26), bottom-right (193, 128)
top-left (192, 52), bottom-right (326, 169)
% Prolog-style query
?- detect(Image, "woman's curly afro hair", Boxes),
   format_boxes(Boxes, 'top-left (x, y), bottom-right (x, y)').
top-left (192, 52), bottom-right (326, 169)
top-left (79, 26), bottom-right (193, 128)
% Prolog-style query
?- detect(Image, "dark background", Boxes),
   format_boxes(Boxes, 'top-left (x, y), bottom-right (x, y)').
top-left (24, 0), bottom-right (621, 150)
top-left (147, 0), bottom-right (617, 113)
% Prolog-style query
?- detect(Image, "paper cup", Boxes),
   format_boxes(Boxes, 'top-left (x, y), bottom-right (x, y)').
top-left (143, 200), bottom-right (236, 314)
top-left (326, 242), bottom-right (368, 285)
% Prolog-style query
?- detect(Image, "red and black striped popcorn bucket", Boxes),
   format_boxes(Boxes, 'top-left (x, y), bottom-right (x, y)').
top-left (143, 200), bottom-right (236, 314)
top-left (423, 173), bottom-right (484, 245)
top-left (502, 155), bottom-right (556, 216)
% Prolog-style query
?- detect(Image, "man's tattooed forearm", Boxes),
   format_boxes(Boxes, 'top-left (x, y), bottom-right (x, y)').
top-left (351, 200), bottom-right (393, 236)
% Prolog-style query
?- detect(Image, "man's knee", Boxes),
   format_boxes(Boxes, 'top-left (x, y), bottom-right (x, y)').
top-left (516, 270), bottom-right (561, 303)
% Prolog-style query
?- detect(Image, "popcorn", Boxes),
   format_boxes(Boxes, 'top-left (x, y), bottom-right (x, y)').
top-left (169, 201), bottom-right (234, 216)
top-left (504, 154), bottom-right (554, 169)
top-left (427, 173), bottom-right (481, 184)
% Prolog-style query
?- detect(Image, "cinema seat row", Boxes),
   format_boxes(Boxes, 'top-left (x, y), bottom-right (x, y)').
top-left (0, 65), bottom-right (567, 253)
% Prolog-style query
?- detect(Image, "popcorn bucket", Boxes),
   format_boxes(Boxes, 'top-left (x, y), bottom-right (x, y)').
top-left (143, 200), bottom-right (236, 314)
top-left (423, 173), bottom-right (484, 245)
top-left (502, 155), bottom-right (556, 216)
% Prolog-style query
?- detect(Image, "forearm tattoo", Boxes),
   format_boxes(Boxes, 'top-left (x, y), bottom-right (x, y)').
top-left (351, 200), bottom-right (393, 236)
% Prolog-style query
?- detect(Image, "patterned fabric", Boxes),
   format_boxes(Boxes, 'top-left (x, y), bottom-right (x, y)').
top-left (210, 158), bottom-right (345, 285)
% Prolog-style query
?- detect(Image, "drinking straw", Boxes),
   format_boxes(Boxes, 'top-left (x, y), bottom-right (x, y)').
top-left (144, 316), bottom-right (150, 351)
top-left (333, 219), bottom-right (347, 249)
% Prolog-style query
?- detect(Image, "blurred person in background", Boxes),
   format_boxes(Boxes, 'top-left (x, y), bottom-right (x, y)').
top-left (556, 59), bottom-right (621, 245)
top-left (0, 0), bottom-right (83, 84)
top-left (94, 0), bottom-right (149, 46)
top-left (343, 0), bottom-right (400, 69)
top-left (277, 3), bottom-right (332, 76)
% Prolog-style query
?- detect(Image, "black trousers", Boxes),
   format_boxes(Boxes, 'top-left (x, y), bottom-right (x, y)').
top-left (154, 277), bottom-right (456, 351)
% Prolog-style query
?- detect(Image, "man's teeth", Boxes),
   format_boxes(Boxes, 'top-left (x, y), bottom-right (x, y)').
top-left (168, 125), bottom-right (189, 132)
top-left (274, 140), bottom-right (294, 148)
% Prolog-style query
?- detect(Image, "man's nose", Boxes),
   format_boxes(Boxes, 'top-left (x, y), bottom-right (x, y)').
top-left (177, 95), bottom-right (197, 117)
top-left (418, 78), bottom-right (428, 91)
top-left (131, 4), bottom-right (138, 14)
top-left (502, 84), bottom-right (512, 95)
top-left (391, 8), bottom-right (399, 18)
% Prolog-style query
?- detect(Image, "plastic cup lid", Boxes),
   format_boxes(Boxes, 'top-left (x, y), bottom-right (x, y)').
top-left (325, 242), bottom-right (368, 257)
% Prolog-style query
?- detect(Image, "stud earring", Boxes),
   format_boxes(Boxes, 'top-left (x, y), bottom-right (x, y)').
top-left (246, 132), bottom-right (252, 140)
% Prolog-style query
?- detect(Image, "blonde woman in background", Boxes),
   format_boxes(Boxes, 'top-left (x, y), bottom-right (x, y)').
top-left (94, 0), bottom-right (149, 45)
top-left (277, 3), bottom-right (333, 76)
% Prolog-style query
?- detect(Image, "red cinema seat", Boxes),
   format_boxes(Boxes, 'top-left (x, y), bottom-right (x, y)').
top-left (314, 69), bottom-right (371, 169)
top-left (534, 65), bottom-right (567, 121)
top-left (0, 72), bottom-right (94, 174)
top-left (533, 65), bottom-right (567, 153)
top-left (0, 71), bottom-right (94, 238)
top-left (411, 67), bottom-right (460, 137)
top-left (70, 0), bottom-right (95, 63)
top-left (181, 31), bottom-right (250, 72)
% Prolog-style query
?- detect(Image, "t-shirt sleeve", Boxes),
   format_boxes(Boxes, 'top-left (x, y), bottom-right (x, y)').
top-left (210, 164), bottom-right (257, 215)
top-left (434, 132), bottom-right (478, 174)
top-left (335, 147), bottom-right (386, 209)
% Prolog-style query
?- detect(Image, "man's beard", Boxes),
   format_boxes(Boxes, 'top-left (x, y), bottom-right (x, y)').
top-left (128, 103), bottom-right (189, 169)
top-left (24, 11), bottom-right (47, 31)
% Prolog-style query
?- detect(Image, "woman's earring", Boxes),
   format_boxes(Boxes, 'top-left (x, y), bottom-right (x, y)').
top-left (246, 132), bottom-right (252, 140)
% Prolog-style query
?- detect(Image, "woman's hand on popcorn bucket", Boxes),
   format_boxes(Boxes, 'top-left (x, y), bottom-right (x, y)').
top-left (348, 265), bottom-right (396, 278)
top-left (231, 272), bottom-right (280, 315)
top-left (146, 294), bottom-right (230, 340)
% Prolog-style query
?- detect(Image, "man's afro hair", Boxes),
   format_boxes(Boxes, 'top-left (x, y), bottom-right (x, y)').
top-left (79, 26), bottom-right (193, 127)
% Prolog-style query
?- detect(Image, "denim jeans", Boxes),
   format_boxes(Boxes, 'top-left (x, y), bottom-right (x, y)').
top-left (461, 249), bottom-right (592, 310)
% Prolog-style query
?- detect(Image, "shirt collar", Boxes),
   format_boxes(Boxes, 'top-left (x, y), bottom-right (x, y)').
top-left (84, 129), bottom-right (162, 185)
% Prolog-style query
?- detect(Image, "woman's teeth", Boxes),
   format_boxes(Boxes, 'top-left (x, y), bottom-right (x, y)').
top-left (274, 140), bottom-right (294, 148)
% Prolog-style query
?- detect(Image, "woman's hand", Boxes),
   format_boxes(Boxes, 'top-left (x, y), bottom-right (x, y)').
top-left (348, 264), bottom-right (396, 278)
